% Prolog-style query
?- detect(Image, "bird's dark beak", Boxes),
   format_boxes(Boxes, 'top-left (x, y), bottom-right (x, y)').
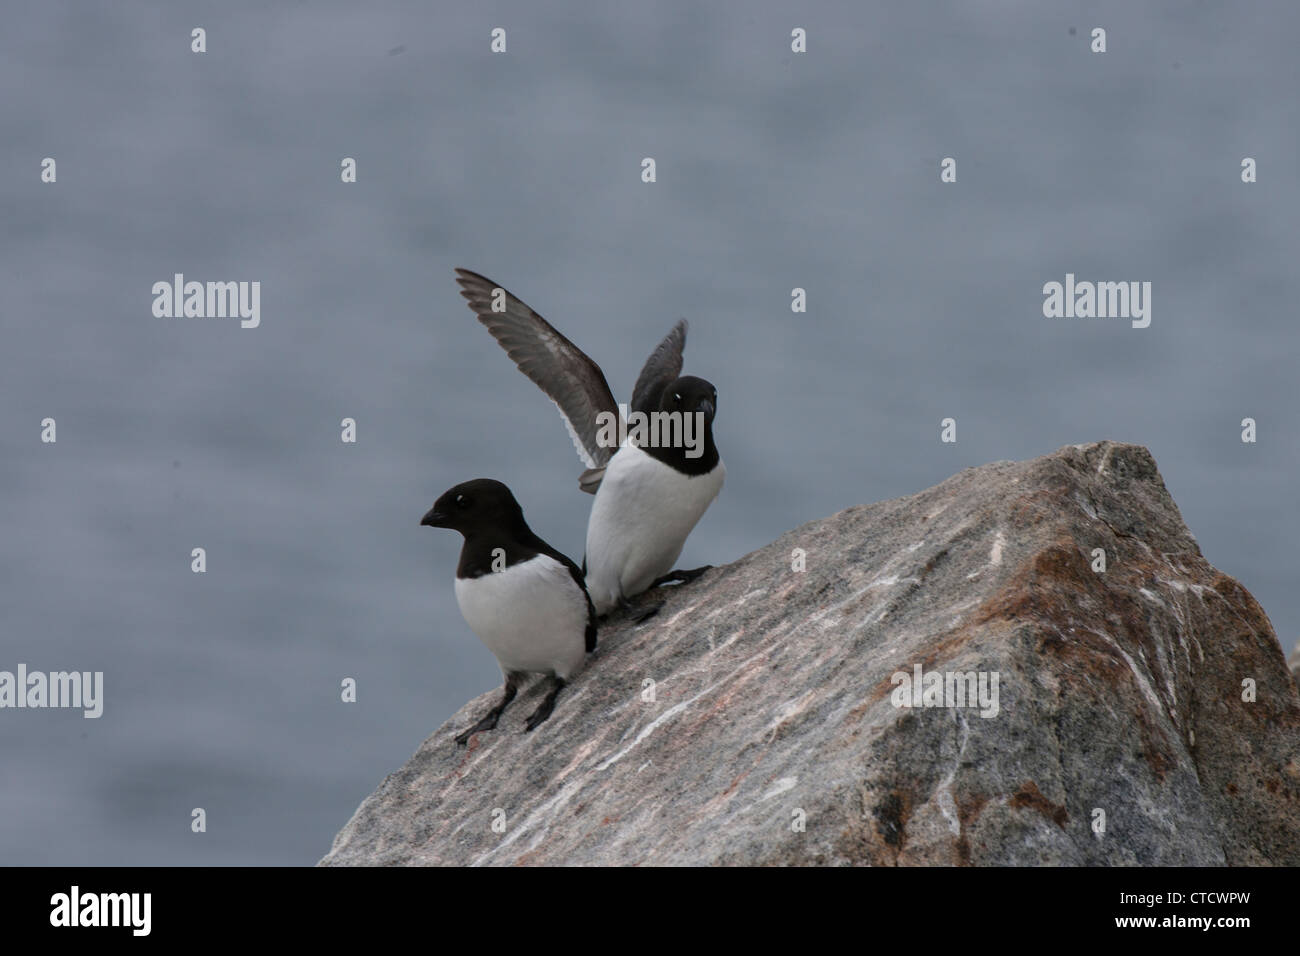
top-left (420, 507), bottom-right (448, 528)
top-left (698, 399), bottom-right (715, 421)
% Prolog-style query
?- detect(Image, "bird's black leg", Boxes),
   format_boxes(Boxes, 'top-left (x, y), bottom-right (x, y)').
top-left (524, 677), bottom-right (566, 732)
top-left (619, 595), bottom-right (663, 624)
top-left (454, 672), bottom-right (521, 746)
top-left (651, 565), bottom-right (713, 588)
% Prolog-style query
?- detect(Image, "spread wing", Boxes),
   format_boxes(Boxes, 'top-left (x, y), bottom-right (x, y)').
top-left (630, 319), bottom-right (687, 416)
top-left (455, 268), bottom-right (623, 485)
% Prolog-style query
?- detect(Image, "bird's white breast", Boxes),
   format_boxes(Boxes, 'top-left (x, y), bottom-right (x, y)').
top-left (454, 555), bottom-right (589, 679)
top-left (584, 443), bottom-right (725, 615)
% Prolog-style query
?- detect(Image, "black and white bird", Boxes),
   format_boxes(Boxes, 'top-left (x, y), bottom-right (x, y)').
top-left (420, 479), bottom-right (596, 745)
top-left (455, 268), bottom-right (725, 617)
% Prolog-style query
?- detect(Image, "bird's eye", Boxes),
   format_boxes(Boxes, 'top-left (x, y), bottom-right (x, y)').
top-left (711, 389), bottom-right (717, 401)
top-left (674, 393), bottom-right (682, 403)
top-left (455, 494), bottom-right (469, 509)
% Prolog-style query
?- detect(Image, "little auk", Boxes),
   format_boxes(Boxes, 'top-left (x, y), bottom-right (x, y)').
top-left (454, 268), bottom-right (725, 617)
top-left (421, 478), bottom-right (596, 745)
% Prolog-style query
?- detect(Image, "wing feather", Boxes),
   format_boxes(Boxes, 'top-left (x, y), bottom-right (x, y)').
top-left (455, 268), bottom-right (622, 482)
top-left (630, 319), bottom-right (687, 416)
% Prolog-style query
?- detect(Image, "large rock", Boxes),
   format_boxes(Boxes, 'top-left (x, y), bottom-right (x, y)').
top-left (321, 442), bottom-right (1300, 866)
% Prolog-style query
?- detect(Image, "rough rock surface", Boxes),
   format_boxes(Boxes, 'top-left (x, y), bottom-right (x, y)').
top-left (321, 442), bottom-right (1300, 866)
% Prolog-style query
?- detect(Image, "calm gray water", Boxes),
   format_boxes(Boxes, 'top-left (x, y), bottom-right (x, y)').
top-left (3, 1), bottom-right (1296, 865)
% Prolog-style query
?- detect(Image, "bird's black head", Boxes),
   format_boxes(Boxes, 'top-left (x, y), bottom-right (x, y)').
top-left (660, 375), bottom-right (718, 423)
top-left (420, 478), bottom-right (524, 537)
